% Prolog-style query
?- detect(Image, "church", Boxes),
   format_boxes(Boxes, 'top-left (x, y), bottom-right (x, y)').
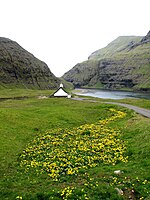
top-left (51, 83), bottom-right (71, 98)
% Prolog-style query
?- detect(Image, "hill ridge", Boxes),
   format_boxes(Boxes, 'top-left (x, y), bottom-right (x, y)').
top-left (0, 37), bottom-right (59, 89)
top-left (63, 31), bottom-right (150, 91)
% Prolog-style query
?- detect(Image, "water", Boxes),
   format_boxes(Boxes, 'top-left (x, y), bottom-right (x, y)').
top-left (73, 88), bottom-right (150, 100)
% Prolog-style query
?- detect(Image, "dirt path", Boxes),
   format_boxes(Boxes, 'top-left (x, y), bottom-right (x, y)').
top-left (72, 97), bottom-right (150, 118)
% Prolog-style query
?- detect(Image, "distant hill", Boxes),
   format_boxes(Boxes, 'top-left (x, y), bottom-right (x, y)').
top-left (63, 31), bottom-right (150, 91)
top-left (0, 37), bottom-right (59, 89)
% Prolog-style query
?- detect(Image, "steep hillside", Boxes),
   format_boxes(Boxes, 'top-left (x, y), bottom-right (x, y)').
top-left (0, 37), bottom-right (59, 89)
top-left (63, 31), bottom-right (150, 91)
top-left (88, 36), bottom-right (142, 60)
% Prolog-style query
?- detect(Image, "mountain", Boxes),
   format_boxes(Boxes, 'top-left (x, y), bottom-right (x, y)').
top-left (88, 36), bottom-right (142, 60)
top-left (63, 31), bottom-right (150, 91)
top-left (0, 37), bottom-right (59, 89)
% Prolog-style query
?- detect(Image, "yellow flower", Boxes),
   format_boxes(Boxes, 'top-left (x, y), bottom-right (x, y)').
top-left (20, 109), bottom-right (127, 180)
top-left (16, 196), bottom-right (22, 200)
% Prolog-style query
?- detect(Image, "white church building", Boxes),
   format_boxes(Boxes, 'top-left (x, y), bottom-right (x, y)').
top-left (51, 83), bottom-right (71, 98)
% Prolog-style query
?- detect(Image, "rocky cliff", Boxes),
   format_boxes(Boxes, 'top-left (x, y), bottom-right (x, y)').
top-left (0, 37), bottom-right (59, 89)
top-left (63, 31), bottom-right (150, 91)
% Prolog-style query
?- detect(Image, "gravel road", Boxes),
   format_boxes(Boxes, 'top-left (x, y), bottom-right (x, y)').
top-left (72, 97), bottom-right (150, 118)
top-left (105, 102), bottom-right (150, 118)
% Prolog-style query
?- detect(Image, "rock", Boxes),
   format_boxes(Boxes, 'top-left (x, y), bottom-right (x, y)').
top-left (38, 96), bottom-right (48, 99)
top-left (141, 30), bottom-right (150, 44)
top-left (114, 170), bottom-right (122, 175)
top-left (115, 188), bottom-right (124, 196)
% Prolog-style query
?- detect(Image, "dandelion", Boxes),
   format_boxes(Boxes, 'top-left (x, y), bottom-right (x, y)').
top-left (139, 197), bottom-right (144, 200)
top-left (16, 196), bottom-right (22, 200)
top-left (61, 186), bottom-right (74, 199)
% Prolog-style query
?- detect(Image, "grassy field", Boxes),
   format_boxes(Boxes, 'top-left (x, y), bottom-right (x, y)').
top-left (0, 88), bottom-right (54, 98)
top-left (0, 89), bottom-right (150, 200)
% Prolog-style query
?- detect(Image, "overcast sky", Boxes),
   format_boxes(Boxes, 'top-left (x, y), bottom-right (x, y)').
top-left (1, 0), bottom-right (150, 77)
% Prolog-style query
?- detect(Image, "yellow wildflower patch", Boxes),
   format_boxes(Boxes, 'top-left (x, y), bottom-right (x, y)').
top-left (20, 109), bottom-right (128, 180)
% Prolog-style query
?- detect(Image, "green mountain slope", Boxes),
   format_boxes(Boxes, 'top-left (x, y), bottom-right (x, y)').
top-left (0, 37), bottom-right (59, 89)
top-left (88, 36), bottom-right (142, 60)
top-left (63, 31), bottom-right (150, 91)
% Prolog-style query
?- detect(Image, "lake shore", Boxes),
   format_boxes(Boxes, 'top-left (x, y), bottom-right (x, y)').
top-left (73, 88), bottom-right (150, 100)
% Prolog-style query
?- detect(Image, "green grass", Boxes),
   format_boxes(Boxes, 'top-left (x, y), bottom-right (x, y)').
top-left (0, 88), bottom-right (54, 98)
top-left (0, 90), bottom-right (150, 200)
top-left (116, 98), bottom-right (150, 109)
